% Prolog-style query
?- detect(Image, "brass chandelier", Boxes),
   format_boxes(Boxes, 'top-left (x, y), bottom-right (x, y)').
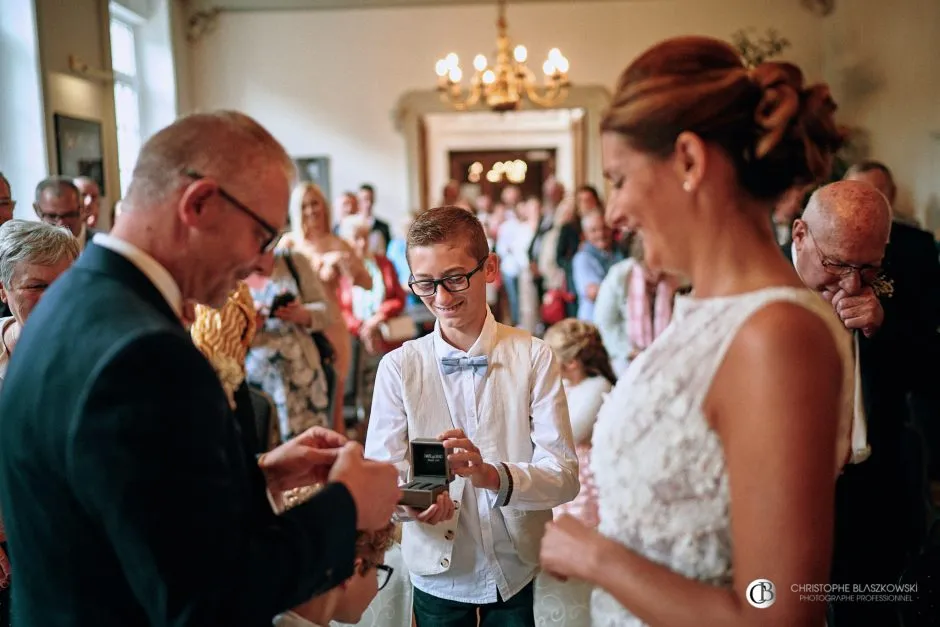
top-left (433, 0), bottom-right (570, 111)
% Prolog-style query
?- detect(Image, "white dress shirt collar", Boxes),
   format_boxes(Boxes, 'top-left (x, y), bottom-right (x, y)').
top-left (433, 307), bottom-right (497, 359)
top-left (91, 233), bottom-right (183, 319)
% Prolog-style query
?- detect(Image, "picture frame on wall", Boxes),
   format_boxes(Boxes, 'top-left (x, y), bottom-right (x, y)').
top-left (54, 113), bottom-right (105, 191)
top-left (294, 156), bottom-right (331, 200)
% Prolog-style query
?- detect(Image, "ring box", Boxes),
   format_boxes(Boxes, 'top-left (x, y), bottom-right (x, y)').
top-left (399, 438), bottom-right (455, 510)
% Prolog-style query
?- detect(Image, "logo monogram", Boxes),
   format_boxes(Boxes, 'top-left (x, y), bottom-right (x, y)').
top-left (746, 579), bottom-right (776, 609)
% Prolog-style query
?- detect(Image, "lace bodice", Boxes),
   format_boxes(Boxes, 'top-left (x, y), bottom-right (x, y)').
top-left (590, 287), bottom-right (853, 626)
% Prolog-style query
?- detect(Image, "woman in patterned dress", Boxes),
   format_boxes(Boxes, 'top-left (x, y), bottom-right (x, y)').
top-left (245, 249), bottom-right (337, 440)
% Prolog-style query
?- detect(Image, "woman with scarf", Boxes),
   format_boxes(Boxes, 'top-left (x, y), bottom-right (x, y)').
top-left (593, 234), bottom-right (682, 375)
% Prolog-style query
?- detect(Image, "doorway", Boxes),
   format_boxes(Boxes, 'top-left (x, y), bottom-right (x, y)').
top-left (449, 147), bottom-right (556, 203)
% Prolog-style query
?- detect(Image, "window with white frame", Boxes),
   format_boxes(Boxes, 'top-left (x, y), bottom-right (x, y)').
top-left (109, 12), bottom-right (141, 198)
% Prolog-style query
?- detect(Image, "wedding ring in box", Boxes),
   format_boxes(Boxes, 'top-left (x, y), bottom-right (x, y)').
top-left (399, 438), bottom-right (455, 510)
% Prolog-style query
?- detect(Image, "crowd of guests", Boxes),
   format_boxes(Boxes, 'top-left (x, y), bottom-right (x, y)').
top-left (0, 32), bottom-right (938, 627)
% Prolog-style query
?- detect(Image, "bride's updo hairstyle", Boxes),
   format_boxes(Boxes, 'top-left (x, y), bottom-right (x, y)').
top-left (601, 36), bottom-right (845, 200)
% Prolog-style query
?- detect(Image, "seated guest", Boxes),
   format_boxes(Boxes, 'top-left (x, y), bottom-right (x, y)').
top-left (572, 209), bottom-right (623, 321)
top-left (274, 523), bottom-right (397, 627)
top-left (0, 219), bottom-right (80, 384)
top-left (337, 215), bottom-right (407, 357)
top-left (246, 248), bottom-right (337, 437)
top-left (593, 234), bottom-right (681, 374)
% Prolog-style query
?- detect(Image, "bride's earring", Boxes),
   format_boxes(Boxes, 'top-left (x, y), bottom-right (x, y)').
top-left (682, 180), bottom-right (692, 192)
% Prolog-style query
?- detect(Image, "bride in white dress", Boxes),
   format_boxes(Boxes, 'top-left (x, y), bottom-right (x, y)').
top-left (539, 36), bottom-right (854, 626)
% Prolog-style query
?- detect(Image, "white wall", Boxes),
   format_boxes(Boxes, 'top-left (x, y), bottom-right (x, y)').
top-left (822, 0), bottom-right (940, 225)
top-left (190, 0), bottom-right (823, 225)
top-left (0, 0), bottom-right (47, 218)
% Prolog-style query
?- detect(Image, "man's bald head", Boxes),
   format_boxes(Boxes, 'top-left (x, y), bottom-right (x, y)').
top-left (792, 180), bottom-right (891, 296)
top-left (801, 180), bottom-right (891, 249)
top-left (124, 110), bottom-right (295, 211)
top-left (112, 111), bottom-right (295, 309)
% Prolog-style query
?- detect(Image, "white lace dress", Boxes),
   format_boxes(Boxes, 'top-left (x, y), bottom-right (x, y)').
top-left (590, 287), bottom-right (854, 626)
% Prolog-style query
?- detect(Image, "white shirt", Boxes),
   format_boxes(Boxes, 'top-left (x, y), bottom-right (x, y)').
top-left (92, 233), bottom-right (183, 319)
top-left (495, 217), bottom-right (534, 278)
top-left (366, 310), bottom-right (570, 604)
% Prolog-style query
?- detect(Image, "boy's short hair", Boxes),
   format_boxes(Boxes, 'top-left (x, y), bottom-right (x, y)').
top-left (406, 205), bottom-right (490, 263)
top-left (353, 522), bottom-right (396, 575)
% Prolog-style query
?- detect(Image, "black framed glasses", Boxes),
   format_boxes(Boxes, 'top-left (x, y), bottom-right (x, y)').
top-left (805, 224), bottom-right (883, 284)
top-left (183, 169), bottom-right (282, 253)
top-left (376, 564), bottom-right (394, 591)
top-left (408, 256), bottom-right (488, 297)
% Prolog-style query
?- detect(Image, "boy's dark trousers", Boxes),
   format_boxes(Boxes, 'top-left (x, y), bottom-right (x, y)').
top-left (412, 580), bottom-right (535, 627)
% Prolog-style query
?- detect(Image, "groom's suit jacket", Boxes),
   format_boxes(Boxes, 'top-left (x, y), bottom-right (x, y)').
top-left (0, 243), bottom-right (357, 627)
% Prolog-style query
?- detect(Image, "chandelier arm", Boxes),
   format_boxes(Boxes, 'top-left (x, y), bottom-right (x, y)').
top-left (519, 65), bottom-right (568, 107)
top-left (440, 80), bottom-right (483, 110)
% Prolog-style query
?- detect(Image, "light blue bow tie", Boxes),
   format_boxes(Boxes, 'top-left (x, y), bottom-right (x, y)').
top-left (440, 355), bottom-right (488, 375)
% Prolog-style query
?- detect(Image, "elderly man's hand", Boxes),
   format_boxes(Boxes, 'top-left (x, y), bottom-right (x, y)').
top-left (824, 287), bottom-right (884, 337)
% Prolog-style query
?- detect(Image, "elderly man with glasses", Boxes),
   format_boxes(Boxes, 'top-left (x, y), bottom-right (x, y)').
top-left (791, 180), bottom-right (930, 627)
top-left (0, 111), bottom-right (402, 627)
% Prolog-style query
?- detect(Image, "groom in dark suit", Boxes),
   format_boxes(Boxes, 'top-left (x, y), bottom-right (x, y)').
top-left (0, 111), bottom-right (401, 626)
top-left (791, 181), bottom-right (930, 627)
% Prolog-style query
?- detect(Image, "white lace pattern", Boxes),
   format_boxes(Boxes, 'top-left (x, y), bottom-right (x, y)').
top-left (590, 288), bottom-right (853, 626)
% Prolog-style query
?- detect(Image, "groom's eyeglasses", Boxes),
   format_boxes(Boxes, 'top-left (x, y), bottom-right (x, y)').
top-left (183, 169), bottom-right (282, 253)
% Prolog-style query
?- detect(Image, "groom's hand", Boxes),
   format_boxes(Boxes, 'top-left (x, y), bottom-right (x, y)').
top-left (329, 442), bottom-right (402, 531)
top-left (258, 426), bottom-right (348, 493)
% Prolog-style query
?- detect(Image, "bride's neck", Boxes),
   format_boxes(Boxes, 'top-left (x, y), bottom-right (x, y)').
top-left (686, 203), bottom-right (797, 298)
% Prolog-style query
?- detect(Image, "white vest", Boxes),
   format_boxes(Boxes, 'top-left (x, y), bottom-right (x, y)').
top-left (399, 325), bottom-right (553, 576)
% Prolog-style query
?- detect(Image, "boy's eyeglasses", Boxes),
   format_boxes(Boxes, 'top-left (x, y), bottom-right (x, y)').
top-left (408, 256), bottom-right (488, 297)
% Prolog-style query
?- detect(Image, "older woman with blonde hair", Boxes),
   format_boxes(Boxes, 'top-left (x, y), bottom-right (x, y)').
top-left (281, 182), bottom-right (372, 431)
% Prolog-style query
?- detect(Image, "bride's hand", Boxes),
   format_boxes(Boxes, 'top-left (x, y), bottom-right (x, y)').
top-left (540, 514), bottom-right (605, 584)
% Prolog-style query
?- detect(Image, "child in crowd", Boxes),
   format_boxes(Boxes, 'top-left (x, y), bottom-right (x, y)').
top-left (273, 523), bottom-right (397, 627)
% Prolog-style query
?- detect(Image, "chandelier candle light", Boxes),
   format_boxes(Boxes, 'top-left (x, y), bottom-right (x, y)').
top-left (434, 0), bottom-right (570, 111)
